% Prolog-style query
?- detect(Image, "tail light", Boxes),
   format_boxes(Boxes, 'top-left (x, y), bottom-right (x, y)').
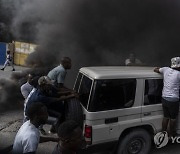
top-left (84, 125), bottom-right (92, 145)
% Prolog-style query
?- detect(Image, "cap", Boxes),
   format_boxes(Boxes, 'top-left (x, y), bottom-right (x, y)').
top-left (171, 57), bottom-right (180, 68)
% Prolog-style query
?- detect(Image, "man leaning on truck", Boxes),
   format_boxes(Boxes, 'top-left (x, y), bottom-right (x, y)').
top-left (154, 57), bottom-right (180, 137)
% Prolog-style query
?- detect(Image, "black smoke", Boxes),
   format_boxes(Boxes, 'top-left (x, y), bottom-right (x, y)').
top-left (0, 0), bottom-right (180, 111)
top-left (8, 0), bottom-right (180, 68)
top-left (0, 79), bottom-right (24, 112)
top-left (0, 0), bottom-right (179, 67)
top-left (0, 0), bottom-right (15, 42)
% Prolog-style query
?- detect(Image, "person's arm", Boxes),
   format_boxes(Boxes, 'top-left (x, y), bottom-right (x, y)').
top-left (39, 136), bottom-right (59, 143)
top-left (57, 85), bottom-right (76, 95)
top-left (57, 91), bottom-right (71, 95)
top-left (58, 93), bottom-right (77, 101)
top-left (24, 152), bottom-right (35, 154)
top-left (38, 93), bottom-right (62, 104)
top-left (154, 67), bottom-right (160, 73)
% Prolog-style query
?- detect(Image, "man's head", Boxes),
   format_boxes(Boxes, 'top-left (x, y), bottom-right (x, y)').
top-left (61, 57), bottom-right (72, 70)
top-left (38, 76), bottom-right (52, 86)
top-left (26, 102), bottom-right (48, 125)
top-left (38, 76), bottom-right (53, 93)
top-left (7, 50), bottom-right (10, 54)
top-left (129, 53), bottom-right (136, 63)
top-left (171, 57), bottom-right (180, 70)
top-left (58, 120), bottom-right (86, 152)
top-left (30, 76), bottom-right (40, 88)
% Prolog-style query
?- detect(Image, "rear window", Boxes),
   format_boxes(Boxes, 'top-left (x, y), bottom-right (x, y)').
top-left (74, 73), bottom-right (83, 92)
top-left (89, 79), bottom-right (136, 112)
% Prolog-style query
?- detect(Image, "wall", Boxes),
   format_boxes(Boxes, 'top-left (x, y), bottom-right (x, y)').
top-left (0, 42), bottom-right (7, 65)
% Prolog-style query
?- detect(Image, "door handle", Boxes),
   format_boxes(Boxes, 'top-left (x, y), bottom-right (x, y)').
top-left (144, 112), bottom-right (151, 116)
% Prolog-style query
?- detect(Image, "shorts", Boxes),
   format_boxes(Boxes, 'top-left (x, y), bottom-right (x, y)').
top-left (162, 98), bottom-right (180, 119)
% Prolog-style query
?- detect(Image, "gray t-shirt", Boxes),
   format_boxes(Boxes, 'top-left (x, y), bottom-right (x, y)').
top-left (13, 120), bottom-right (40, 154)
top-left (47, 64), bottom-right (67, 84)
top-left (125, 58), bottom-right (142, 66)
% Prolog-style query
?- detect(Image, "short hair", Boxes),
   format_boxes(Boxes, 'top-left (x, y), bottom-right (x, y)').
top-left (38, 76), bottom-right (52, 86)
top-left (26, 102), bottom-right (45, 120)
top-left (57, 120), bottom-right (79, 140)
top-left (31, 76), bottom-right (40, 88)
top-left (61, 57), bottom-right (71, 63)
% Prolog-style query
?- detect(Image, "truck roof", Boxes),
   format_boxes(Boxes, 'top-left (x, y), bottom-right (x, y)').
top-left (79, 66), bottom-right (163, 79)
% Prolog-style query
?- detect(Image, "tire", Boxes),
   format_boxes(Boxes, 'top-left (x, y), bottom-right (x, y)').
top-left (64, 98), bottom-right (84, 127)
top-left (116, 128), bottom-right (151, 154)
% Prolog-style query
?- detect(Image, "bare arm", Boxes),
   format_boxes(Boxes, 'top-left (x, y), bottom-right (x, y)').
top-left (58, 93), bottom-right (78, 101)
top-left (154, 67), bottom-right (160, 73)
top-left (57, 91), bottom-right (71, 95)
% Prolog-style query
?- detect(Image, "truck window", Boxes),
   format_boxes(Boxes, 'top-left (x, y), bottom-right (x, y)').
top-left (78, 75), bottom-right (93, 109)
top-left (89, 79), bottom-right (136, 112)
top-left (74, 73), bottom-right (83, 92)
top-left (144, 79), bottom-right (163, 105)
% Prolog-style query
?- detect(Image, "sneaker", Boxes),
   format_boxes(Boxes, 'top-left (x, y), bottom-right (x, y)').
top-left (39, 128), bottom-right (47, 135)
top-left (12, 68), bottom-right (15, 71)
top-left (1, 68), bottom-right (4, 71)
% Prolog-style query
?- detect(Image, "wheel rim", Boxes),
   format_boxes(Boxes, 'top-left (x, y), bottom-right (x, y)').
top-left (126, 138), bottom-right (144, 154)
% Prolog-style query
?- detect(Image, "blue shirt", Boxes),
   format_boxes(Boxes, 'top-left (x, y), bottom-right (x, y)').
top-left (47, 64), bottom-right (67, 84)
top-left (25, 89), bottom-right (57, 115)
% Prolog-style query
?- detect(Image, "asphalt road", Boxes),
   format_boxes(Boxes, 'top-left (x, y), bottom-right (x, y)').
top-left (0, 65), bottom-right (180, 154)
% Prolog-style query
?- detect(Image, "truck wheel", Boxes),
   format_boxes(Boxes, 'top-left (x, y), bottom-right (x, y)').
top-left (116, 128), bottom-right (151, 154)
top-left (65, 98), bottom-right (83, 127)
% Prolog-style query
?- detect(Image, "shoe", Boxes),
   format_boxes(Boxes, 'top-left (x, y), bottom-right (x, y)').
top-left (1, 68), bottom-right (4, 71)
top-left (39, 128), bottom-right (47, 135)
top-left (12, 68), bottom-right (15, 71)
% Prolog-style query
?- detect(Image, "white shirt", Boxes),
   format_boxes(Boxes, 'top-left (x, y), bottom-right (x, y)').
top-left (125, 58), bottom-right (142, 66)
top-left (159, 67), bottom-right (180, 99)
top-left (21, 82), bottom-right (33, 99)
top-left (13, 120), bottom-right (40, 154)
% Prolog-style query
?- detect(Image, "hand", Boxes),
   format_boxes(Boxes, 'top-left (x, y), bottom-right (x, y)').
top-left (154, 67), bottom-right (160, 73)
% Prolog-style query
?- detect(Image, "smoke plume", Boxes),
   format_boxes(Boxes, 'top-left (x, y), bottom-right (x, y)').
top-left (0, 0), bottom-right (180, 111)
top-left (9, 0), bottom-right (180, 67)
top-left (0, 79), bottom-right (24, 112)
